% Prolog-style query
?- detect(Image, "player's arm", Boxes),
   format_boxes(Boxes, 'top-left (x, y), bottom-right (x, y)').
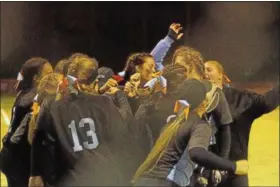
top-left (212, 89), bottom-right (232, 158)
top-left (114, 90), bottom-right (133, 124)
top-left (249, 84), bottom-right (279, 118)
top-left (188, 122), bottom-right (236, 173)
top-left (29, 99), bottom-right (53, 186)
top-left (150, 23), bottom-right (183, 71)
top-left (3, 105), bottom-right (28, 145)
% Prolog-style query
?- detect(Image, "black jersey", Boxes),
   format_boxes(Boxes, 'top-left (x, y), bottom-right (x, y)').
top-left (134, 95), bottom-right (177, 146)
top-left (142, 112), bottom-right (212, 180)
top-left (223, 85), bottom-right (279, 160)
top-left (31, 93), bottom-right (132, 186)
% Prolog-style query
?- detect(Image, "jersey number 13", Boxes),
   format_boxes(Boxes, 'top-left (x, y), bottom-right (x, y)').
top-left (68, 118), bottom-right (99, 152)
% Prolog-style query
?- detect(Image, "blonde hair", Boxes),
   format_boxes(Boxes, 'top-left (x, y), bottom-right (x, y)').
top-left (54, 59), bottom-right (70, 75)
top-left (172, 46), bottom-right (205, 79)
top-left (205, 61), bottom-right (231, 84)
top-left (132, 107), bottom-right (189, 183)
top-left (28, 73), bottom-right (63, 144)
top-left (67, 56), bottom-right (99, 93)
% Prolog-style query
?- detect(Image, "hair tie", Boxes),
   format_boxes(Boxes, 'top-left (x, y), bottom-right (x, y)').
top-left (112, 75), bottom-right (124, 83)
top-left (57, 75), bottom-right (79, 96)
top-left (33, 94), bottom-right (38, 102)
top-left (174, 100), bottom-right (190, 119)
top-left (57, 76), bottom-right (69, 93)
top-left (66, 75), bottom-right (79, 95)
top-left (17, 71), bottom-right (23, 81)
top-left (118, 71), bottom-right (126, 77)
top-left (223, 74), bottom-right (231, 84)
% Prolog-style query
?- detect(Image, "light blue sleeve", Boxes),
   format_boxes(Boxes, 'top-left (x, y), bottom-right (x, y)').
top-left (150, 36), bottom-right (174, 72)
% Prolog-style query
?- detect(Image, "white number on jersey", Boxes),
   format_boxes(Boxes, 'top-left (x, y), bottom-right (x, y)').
top-left (68, 117), bottom-right (99, 152)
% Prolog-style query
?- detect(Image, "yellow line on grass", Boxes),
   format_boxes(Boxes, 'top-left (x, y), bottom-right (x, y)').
top-left (1, 108), bottom-right (10, 126)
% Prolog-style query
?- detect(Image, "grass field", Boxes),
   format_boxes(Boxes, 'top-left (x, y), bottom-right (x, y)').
top-left (0, 95), bottom-right (279, 186)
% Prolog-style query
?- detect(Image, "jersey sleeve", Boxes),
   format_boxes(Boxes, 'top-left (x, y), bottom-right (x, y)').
top-left (103, 96), bottom-right (132, 153)
top-left (212, 89), bottom-right (233, 126)
top-left (188, 122), bottom-right (212, 151)
top-left (249, 84), bottom-right (279, 119)
top-left (114, 91), bottom-right (133, 124)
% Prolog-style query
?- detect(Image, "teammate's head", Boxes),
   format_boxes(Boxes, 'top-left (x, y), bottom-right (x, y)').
top-left (54, 59), bottom-right (71, 76)
top-left (69, 52), bottom-right (89, 60)
top-left (124, 52), bottom-right (155, 83)
top-left (162, 64), bottom-right (188, 94)
top-left (172, 46), bottom-right (205, 81)
top-left (16, 57), bottom-right (53, 92)
top-left (97, 66), bottom-right (115, 88)
top-left (67, 56), bottom-right (99, 93)
top-left (37, 72), bottom-right (63, 104)
top-left (133, 79), bottom-right (207, 183)
top-left (204, 60), bottom-right (231, 88)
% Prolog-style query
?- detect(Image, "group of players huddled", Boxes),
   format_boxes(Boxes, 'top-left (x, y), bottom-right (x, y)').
top-left (0, 23), bottom-right (279, 187)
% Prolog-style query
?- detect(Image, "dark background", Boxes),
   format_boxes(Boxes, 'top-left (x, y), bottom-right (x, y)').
top-left (1, 2), bottom-right (279, 81)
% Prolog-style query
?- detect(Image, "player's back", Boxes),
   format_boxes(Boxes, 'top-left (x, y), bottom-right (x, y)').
top-left (49, 93), bottom-right (130, 186)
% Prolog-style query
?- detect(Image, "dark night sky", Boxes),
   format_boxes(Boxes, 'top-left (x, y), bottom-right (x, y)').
top-left (1, 2), bottom-right (201, 77)
top-left (1, 2), bottom-right (279, 81)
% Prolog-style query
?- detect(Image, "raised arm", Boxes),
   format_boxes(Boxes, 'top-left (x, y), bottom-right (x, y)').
top-left (248, 84), bottom-right (279, 119)
top-left (150, 23), bottom-right (184, 71)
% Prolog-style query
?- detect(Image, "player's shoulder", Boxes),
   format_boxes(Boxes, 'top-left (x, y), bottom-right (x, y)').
top-left (79, 93), bottom-right (112, 103)
top-left (184, 112), bottom-right (208, 128)
top-left (74, 93), bottom-right (116, 109)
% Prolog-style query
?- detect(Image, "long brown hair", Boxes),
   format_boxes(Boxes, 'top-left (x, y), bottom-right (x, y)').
top-left (124, 52), bottom-right (153, 81)
top-left (16, 57), bottom-right (50, 92)
top-left (28, 73), bottom-right (63, 144)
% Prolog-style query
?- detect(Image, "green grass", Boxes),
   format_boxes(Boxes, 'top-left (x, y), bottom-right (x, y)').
top-left (0, 95), bottom-right (15, 187)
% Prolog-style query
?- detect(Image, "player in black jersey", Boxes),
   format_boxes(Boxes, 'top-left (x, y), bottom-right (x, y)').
top-left (95, 66), bottom-right (133, 124)
top-left (133, 64), bottom-right (188, 148)
top-left (0, 57), bottom-right (53, 187)
top-left (205, 60), bottom-right (279, 187)
top-left (172, 46), bottom-right (232, 187)
top-left (132, 79), bottom-right (249, 187)
top-left (29, 56), bottom-right (133, 186)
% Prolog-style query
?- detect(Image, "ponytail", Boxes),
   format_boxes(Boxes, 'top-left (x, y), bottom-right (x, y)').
top-left (28, 100), bottom-right (40, 144)
top-left (132, 101), bottom-right (190, 183)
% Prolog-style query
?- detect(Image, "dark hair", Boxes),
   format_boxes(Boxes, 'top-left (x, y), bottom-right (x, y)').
top-left (17, 57), bottom-right (50, 92)
top-left (162, 64), bottom-right (188, 94)
top-left (145, 64), bottom-right (188, 110)
top-left (124, 52), bottom-right (152, 81)
top-left (54, 59), bottom-right (71, 76)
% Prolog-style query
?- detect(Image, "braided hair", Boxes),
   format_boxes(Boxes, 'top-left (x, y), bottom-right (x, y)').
top-left (172, 46), bottom-right (206, 79)
top-left (67, 55), bottom-right (99, 93)
top-left (124, 52), bottom-right (153, 82)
